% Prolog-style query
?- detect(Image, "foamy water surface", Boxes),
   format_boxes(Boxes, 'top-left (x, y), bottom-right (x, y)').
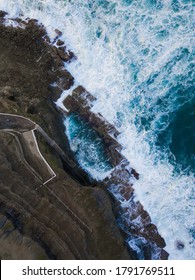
top-left (0, 0), bottom-right (194, 259)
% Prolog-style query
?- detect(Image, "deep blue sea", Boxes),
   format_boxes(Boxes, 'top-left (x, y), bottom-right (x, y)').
top-left (1, 0), bottom-right (194, 259)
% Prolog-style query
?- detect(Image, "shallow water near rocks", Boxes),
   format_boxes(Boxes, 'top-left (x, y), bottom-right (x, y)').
top-left (0, 0), bottom-right (194, 259)
top-left (64, 113), bottom-right (113, 179)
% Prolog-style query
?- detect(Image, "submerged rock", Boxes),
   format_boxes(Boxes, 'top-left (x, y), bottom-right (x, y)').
top-left (175, 240), bottom-right (185, 250)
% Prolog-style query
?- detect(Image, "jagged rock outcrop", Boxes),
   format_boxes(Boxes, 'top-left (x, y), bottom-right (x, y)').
top-left (0, 12), bottom-right (132, 260)
top-left (0, 132), bottom-right (131, 259)
top-left (63, 86), bottom-right (168, 259)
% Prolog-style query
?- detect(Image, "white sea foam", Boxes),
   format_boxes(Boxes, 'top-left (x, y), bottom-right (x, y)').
top-left (55, 83), bottom-right (79, 112)
top-left (0, 0), bottom-right (194, 259)
top-left (3, 18), bottom-right (26, 28)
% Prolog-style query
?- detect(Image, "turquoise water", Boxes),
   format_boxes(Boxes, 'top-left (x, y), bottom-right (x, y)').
top-left (131, 46), bottom-right (195, 174)
top-left (1, 0), bottom-right (194, 259)
top-left (64, 113), bottom-right (112, 177)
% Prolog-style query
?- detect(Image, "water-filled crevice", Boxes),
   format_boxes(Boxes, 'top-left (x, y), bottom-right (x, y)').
top-left (65, 112), bottom-right (113, 178)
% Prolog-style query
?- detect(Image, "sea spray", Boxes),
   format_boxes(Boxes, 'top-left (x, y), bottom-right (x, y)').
top-left (0, 0), bottom-right (194, 259)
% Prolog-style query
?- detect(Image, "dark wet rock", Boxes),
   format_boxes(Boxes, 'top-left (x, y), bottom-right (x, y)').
top-left (0, 215), bottom-right (7, 229)
top-left (0, 133), bottom-right (132, 259)
top-left (62, 83), bottom-right (168, 259)
top-left (0, 11), bottom-right (7, 18)
top-left (43, 34), bottom-right (51, 44)
top-left (131, 168), bottom-right (139, 180)
top-left (175, 240), bottom-right (185, 250)
top-left (56, 39), bottom-right (65, 46)
top-left (56, 69), bottom-right (74, 90)
top-left (63, 86), bottom-right (126, 167)
top-left (57, 47), bottom-right (76, 63)
top-left (0, 14), bottom-right (132, 260)
top-left (160, 249), bottom-right (169, 260)
top-left (54, 28), bottom-right (62, 37)
top-left (0, 12), bottom-right (168, 260)
top-left (48, 85), bottom-right (62, 102)
top-left (72, 85), bottom-right (97, 108)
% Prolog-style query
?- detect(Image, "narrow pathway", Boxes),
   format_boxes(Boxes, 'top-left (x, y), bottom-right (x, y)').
top-left (0, 112), bottom-right (91, 233)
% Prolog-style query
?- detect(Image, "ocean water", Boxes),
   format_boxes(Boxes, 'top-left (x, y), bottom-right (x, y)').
top-left (64, 112), bottom-right (113, 178)
top-left (0, 0), bottom-right (194, 259)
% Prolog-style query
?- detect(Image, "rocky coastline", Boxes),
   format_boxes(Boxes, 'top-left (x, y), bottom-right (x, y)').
top-left (0, 11), bottom-right (132, 260)
top-left (0, 11), bottom-right (168, 260)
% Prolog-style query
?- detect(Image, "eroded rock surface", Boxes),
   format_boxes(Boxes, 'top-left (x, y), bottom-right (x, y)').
top-left (0, 12), bottom-right (132, 260)
top-left (63, 85), bottom-right (168, 259)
